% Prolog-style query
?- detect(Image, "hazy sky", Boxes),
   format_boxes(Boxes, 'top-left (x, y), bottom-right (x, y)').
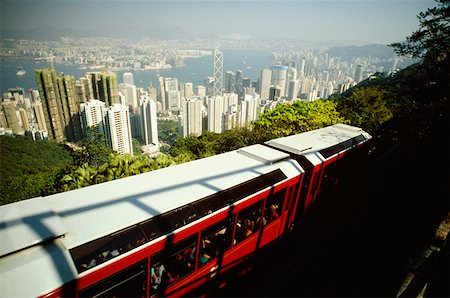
top-left (1, 0), bottom-right (437, 45)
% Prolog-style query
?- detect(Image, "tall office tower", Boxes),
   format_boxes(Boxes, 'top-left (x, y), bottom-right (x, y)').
top-left (98, 72), bottom-right (120, 106)
top-left (225, 71), bottom-right (235, 93)
top-left (183, 82), bottom-right (193, 100)
top-left (140, 98), bottom-right (159, 147)
top-left (287, 80), bottom-right (299, 101)
top-left (196, 85), bottom-right (206, 97)
top-left (123, 72), bottom-right (134, 85)
top-left (286, 67), bottom-right (298, 94)
top-left (80, 99), bottom-right (107, 135)
top-left (207, 96), bottom-right (225, 133)
top-left (300, 57), bottom-right (306, 77)
top-left (259, 69), bottom-right (272, 100)
top-left (182, 98), bottom-right (203, 137)
top-left (300, 77), bottom-right (312, 95)
top-left (213, 48), bottom-right (223, 96)
top-left (105, 103), bottom-right (133, 155)
top-left (35, 68), bottom-right (65, 142)
top-left (164, 78), bottom-right (181, 112)
top-left (148, 84), bottom-right (157, 101)
top-left (1, 100), bottom-right (21, 134)
top-left (235, 70), bottom-right (243, 97)
top-left (354, 65), bottom-right (363, 83)
top-left (239, 95), bottom-right (257, 127)
top-left (271, 65), bottom-right (288, 97)
top-left (57, 73), bottom-right (83, 141)
top-left (204, 77), bottom-right (214, 97)
top-left (120, 83), bottom-right (138, 110)
top-left (157, 76), bottom-right (166, 111)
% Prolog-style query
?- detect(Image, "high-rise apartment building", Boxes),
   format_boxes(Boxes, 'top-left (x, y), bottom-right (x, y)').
top-left (182, 98), bottom-right (203, 137)
top-left (239, 95), bottom-right (258, 127)
top-left (1, 100), bottom-right (21, 134)
top-left (183, 82), bottom-right (194, 101)
top-left (99, 72), bottom-right (120, 106)
top-left (35, 68), bottom-right (82, 142)
top-left (104, 103), bottom-right (133, 155)
top-left (207, 96), bottom-right (225, 133)
top-left (80, 99), bottom-right (107, 135)
top-left (32, 100), bottom-right (47, 132)
top-left (213, 48), bottom-right (223, 96)
top-left (140, 98), bottom-right (159, 147)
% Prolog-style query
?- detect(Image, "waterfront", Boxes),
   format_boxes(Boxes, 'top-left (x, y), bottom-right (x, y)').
top-left (0, 49), bottom-right (274, 94)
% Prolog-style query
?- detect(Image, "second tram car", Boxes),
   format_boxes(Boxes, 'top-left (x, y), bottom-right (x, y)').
top-left (0, 124), bottom-right (371, 297)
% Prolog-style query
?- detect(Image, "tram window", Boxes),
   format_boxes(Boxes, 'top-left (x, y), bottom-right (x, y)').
top-left (199, 219), bottom-right (232, 268)
top-left (70, 225), bottom-right (147, 273)
top-left (140, 206), bottom-right (198, 242)
top-left (191, 190), bottom-right (234, 217)
top-left (234, 201), bottom-right (263, 245)
top-left (264, 189), bottom-right (286, 225)
top-left (79, 259), bottom-right (147, 298)
top-left (150, 235), bottom-right (197, 291)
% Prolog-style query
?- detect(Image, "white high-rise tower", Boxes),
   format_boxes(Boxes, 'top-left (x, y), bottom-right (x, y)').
top-left (105, 104), bottom-right (133, 155)
top-left (140, 98), bottom-right (159, 147)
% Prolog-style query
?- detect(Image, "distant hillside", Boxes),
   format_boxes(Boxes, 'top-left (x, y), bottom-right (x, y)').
top-left (1, 25), bottom-right (193, 41)
top-left (328, 44), bottom-right (396, 60)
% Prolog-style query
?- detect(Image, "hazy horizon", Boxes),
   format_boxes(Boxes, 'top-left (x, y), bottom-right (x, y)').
top-left (0, 0), bottom-right (437, 46)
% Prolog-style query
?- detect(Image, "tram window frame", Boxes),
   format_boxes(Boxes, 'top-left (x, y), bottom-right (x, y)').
top-left (150, 234), bottom-right (197, 291)
top-left (70, 225), bottom-right (147, 274)
top-left (264, 189), bottom-right (286, 226)
top-left (234, 201), bottom-right (264, 245)
top-left (199, 218), bottom-right (232, 268)
top-left (79, 259), bottom-right (148, 298)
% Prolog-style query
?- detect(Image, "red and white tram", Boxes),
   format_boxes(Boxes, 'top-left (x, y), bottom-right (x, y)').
top-left (0, 124), bottom-right (371, 297)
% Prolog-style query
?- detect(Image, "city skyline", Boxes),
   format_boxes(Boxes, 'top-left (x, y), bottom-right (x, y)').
top-left (1, 0), bottom-right (436, 46)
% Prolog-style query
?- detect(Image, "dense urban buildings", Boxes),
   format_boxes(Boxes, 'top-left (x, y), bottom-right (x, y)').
top-left (0, 38), bottom-right (416, 156)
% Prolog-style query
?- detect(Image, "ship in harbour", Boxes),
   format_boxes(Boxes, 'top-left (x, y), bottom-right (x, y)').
top-left (16, 67), bottom-right (26, 77)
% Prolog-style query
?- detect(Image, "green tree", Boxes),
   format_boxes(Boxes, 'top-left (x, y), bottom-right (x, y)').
top-left (72, 127), bottom-right (113, 167)
top-left (253, 100), bottom-right (345, 138)
top-left (336, 87), bottom-right (393, 133)
top-left (390, 0), bottom-right (450, 68)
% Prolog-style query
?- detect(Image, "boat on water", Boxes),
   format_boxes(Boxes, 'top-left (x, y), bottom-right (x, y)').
top-left (16, 67), bottom-right (26, 77)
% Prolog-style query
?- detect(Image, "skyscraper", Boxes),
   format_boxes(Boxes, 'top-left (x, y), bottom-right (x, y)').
top-left (164, 78), bottom-right (181, 112)
top-left (123, 72), bottom-right (134, 85)
top-left (259, 69), bottom-right (272, 100)
top-left (213, 48), bottom-right (223, 96)
top-left (354, 65), bottom-right (363, 83)
top-left (140, 98), bottom-right (159, 147)
top-left (271, 65), bottom-right (288, 97)
top-left (105, 104), bottom-right (133, 155)
top-left (225, 71), bottom-right (235, 93)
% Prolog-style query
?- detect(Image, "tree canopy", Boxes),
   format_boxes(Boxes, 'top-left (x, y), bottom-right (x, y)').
top-left (253, 100), bottom-right (345, 138)
top-left (390, 0), bottom-right (450, 68)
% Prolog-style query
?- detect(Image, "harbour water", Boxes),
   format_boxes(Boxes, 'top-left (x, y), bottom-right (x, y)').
top-left (0, 49), bottom-right (274, 94)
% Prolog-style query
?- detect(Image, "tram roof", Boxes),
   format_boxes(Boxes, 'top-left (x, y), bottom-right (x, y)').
top-left (35, 144), bottom-right (301, 250)
top-left (265, 123), bottom-right (371, 166)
